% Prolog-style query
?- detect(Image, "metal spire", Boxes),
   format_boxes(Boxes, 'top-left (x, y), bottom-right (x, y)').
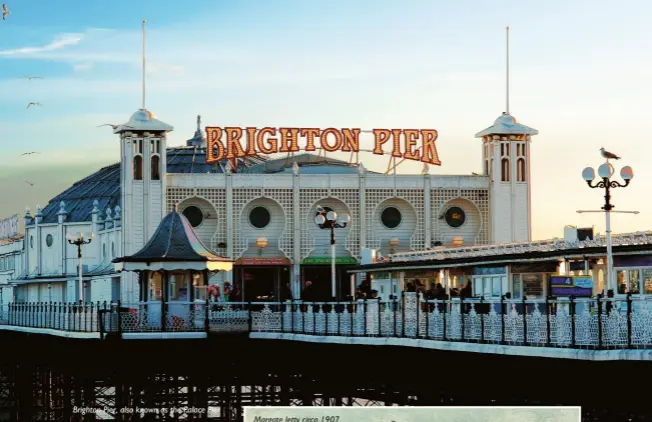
top-left (506, 25), bottom-right (510, 115)
top-left (197, 115), bottom-right (201, 132)
top-left (142, 19), bottom-right (147, 110)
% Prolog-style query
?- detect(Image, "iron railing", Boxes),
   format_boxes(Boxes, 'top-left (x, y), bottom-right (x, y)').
top-left (0, 293), bottom-right (651, 350)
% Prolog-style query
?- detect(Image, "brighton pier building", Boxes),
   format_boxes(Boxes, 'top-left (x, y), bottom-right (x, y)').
top-left (0, 106), bottom-right (538, 305)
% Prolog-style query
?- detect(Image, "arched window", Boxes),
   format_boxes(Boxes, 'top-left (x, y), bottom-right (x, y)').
top-left (517, 158), bottom-right (526, 182)
top-left (151, 155), bottom-right (160, 180)
top-left (133, 155), bottom-right (143, 180)
top-left (501, 158), bottom-right (510, 182)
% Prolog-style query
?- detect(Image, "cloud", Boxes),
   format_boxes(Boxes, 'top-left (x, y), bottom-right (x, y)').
top-left (73, 62), bottom-right (93, 71)
top-left (0, 33), bottom-right (84, 57)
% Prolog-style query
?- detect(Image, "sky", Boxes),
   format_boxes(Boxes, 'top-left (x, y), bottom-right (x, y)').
top-left (0, 0), bottom-right (651, 241)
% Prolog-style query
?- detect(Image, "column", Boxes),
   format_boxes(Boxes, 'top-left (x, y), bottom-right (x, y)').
top-left (225, 168), bottom-right (234, 288)
top-left (292, 168), bottom-right (302, 299)
top-left (358, 164), bottom-right (366, 252)
top-left (424, 172), bottom-right (431, 249)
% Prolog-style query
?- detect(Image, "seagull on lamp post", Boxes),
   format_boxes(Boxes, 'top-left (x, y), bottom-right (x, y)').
top-left (2, 4), bottom-right (10, 21)
top-left (600, 147), bottom-right (621, 161)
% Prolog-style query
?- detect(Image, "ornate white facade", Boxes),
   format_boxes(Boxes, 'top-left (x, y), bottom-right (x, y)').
top-left (0, 108), bottom-right (538, 304)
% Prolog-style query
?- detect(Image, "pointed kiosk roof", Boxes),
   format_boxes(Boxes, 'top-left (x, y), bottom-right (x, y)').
top-left (113, 108), bottom-right (174, 134)
top-left (113, 207), bottom-right (232, 272)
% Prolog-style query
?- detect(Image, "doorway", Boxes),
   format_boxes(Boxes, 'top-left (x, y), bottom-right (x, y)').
top-left (234, 266), bottom-right (290, 301)
top-left (302, 265), bottom-right (356, 301)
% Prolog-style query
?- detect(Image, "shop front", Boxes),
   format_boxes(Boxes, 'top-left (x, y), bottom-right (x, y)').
top-left (234, 257), bottom-right (291, 302)
top-left (510, 261), bottom-right (559, 299)
top-left (614, 255), bottom-right (652, 296)
top-left (472, 266), bottom-right (508, 299)
top-left (301, 256), bottom-right (358, 301)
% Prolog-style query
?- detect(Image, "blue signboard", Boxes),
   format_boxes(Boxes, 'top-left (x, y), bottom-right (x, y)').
top-left (551, 275), bottom-right (593, 297)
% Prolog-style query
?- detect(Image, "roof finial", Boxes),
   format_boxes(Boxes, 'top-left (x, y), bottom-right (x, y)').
top-left (197, 115), bottom-right (201, 132)
top-left (142, 19), bottom-right (147, 110)
top-left (505, 25), bottom-right (510, 115)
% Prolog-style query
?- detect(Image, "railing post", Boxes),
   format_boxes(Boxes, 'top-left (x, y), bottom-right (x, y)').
top-left (363, 298), bottom-right (368, 337)
top-left (442, 299), bottom-right (447, 341)
top-left (596, 295), bottom-right (603, 349)
top-left (247, 301), bottom-right (253, 332)
top-left (401, 292), bottom-right (406, 338)
top-left (302, 301), bottom-right (306, 333)
top-left (377, 298), bottom-right (382, 337)
top-left (522, 297), bottom-right (528, 346)
top-left (416, 294), bottom-right (421, 339)
top-left (627, 292), bottom-right (633, 348)
top-left (500, 295), bottom-right (506, 345)
top-left (479, 297), bottom-right (485, 343)
top-left (460, 297), bottom-right (465, 341)
top-left (291, 300), bottom-right (295, 333)
top-left (350, 301), bottom-right (354, 336)
top-left (545, 296), bottom-right (552, 347)
top-left (313, 302), bottom-right (317, 334)
top-left (570, 295), bottom-right (576, 347)
top-left (393, 297), bottom-right (397, 337)
top-left (337, 301), bottom-right (341, 336)
top-left (324, 302), bottom-right (328, 336)
top-left (117, 300), bottom-right (122, 335)
top-left (205, 299), bottom-right (210, 333)
top-left (425, 299), bottom-right (430, 340)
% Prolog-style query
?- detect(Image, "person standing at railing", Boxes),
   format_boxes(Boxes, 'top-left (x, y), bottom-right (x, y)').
top-left (281, 282), bottom-right (292, 301)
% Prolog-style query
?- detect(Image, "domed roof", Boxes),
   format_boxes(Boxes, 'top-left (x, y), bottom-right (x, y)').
top-left (474, 112), bottom-right (538, 138)
top-left (114, 108), bottom-right (174, 133)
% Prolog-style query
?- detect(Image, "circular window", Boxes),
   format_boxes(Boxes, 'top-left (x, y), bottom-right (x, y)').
top-left (314, 206), bottom-right (334, 228)
top-left (249, 206), bottom-right (271, 229)
top-left (445, 206), bottom-right (466, 228)
top-left (30, 235), bottom-right (34, 248)
top-left (381, 207), bottom-right (402, 229)
top-left (182, 206), bottom-right (204, 227)
top-left (45, 234), bottom-right (53, 247)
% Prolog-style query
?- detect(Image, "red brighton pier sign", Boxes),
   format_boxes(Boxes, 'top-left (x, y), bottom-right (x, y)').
top-left (205, 127), bottom-right (441, 167)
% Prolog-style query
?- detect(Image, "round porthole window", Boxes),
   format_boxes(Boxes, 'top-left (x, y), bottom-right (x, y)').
top-left (45, 234), bottom-right (53, 247)
top-left (249, 206), bottom-right (271, 229)
top-left (381, 207), bottom-right (402, 229)
top-left (182, 205), bottom-right (204, 228)
top-left (445, 206), bottom-right (466, 228)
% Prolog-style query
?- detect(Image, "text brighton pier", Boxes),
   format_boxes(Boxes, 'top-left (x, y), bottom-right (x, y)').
top-left (205, 127), bottom-right (441, 165)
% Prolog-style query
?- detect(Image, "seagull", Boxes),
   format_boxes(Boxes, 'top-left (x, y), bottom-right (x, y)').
top-left (21, 151), bottom-right (40, 156)
top-left (2, 4), bottom-right (10, 21)
top-left (27, 102), bottom-right (42, 109)
top-left (471, 172), bottom-right (479, 175)
top-left (600, 147), bottom-right (621, 160)
top-left (25, 181), bottom-right (34, 186)
top-left (98, 124), bottom-right (134, 130)
top-left (20, 76), bottom-right (44, 81)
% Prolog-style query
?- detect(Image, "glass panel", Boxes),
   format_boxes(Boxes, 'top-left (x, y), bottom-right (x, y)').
top-left (473, 278), bottom-right (482, 296)
top-left (169, 272), bottom-right (190, 301)
top-left (148, 272), bottom-right (162, 301)
top-left (521, 273), bottom-right (544, 298)
top-left (512, 274), bottom-right (521, 298)
top-left (492, 277), bottom-right (501, 297)
top-left (643, 269), bottom-right (652, 294)
top-left (501, 276), bottom-right (508, 297)
top-left (629, 270), bottom-right (640, 294)
top-left (616, 270), bottom-right (627, 294)
top-left (483, 277), bottom-right (492, 297)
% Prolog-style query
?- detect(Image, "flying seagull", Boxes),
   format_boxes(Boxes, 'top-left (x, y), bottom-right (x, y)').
top-left (27, 102), bottom-right (42, 109)
top-left (600, 147), bottom-right (621, 160)
top-left (25, 181), bottom-right (34, 186)
top-left (21, 151), bottom-right (40, 156)
top-left (98, 124), bottom-right (134, 130)
top-left (20, 76), bottom-right (44, 81)
top-left (2, 4), bottom-right (9, 21)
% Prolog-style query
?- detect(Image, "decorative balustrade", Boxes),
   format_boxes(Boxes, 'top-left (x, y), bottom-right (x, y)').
top-left (1, 294), bottom-right (652, 350)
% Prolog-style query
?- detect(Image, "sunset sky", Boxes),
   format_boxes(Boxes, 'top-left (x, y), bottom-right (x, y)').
top-left (0, 0), bottom-right (650, 240)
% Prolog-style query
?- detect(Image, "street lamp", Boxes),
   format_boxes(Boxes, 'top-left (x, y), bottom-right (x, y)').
top-left (314, 206), bottom-right (351, 299)
top-left (66, 232), bottom-right (95, 303)
top-left (581, 162), bottom-right (634, 292)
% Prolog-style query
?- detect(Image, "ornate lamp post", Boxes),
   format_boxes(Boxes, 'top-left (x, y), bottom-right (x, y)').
top-left (581, 162), bottom-right (634, 292)
top-left (314, 206), bottom-right (351, 299)
top-left (66, 232), bottom-right (95, 302)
